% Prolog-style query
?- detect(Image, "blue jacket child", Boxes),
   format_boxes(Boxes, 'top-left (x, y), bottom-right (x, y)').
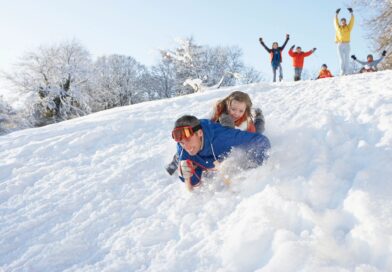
top-left (259, 34), bottom-right (290, 82)
top-left (172, 116), bottom-right (271, 189)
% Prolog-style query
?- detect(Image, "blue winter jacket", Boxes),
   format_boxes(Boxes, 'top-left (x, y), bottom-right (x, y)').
top-left (177, 119), bottom-right (271, 185)
top-left (260, 37), bottom-right (289, 68)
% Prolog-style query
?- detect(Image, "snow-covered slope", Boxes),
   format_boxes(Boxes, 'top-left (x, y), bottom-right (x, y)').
top-left (1, 71), bottom-right (392, 272)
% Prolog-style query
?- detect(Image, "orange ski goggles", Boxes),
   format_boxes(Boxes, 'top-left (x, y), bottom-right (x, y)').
top-left (172, 125), bottom-right (201, 142)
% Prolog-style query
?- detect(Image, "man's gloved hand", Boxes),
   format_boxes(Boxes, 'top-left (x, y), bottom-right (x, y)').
top-left (259, 37), bottom-right (263, 43)
top-left (286, 34), bottom-right (290, 39)
top-left (290, 45), bottom-right (295, 50)
top-left (336, 8), bottom-right (341, 14)
top-left (382, 50), bottom-right (387, 57)
top-left (351, 55), bottom-right (357, 60)
top-left (312, 48), bottom-right (317, 52)
top-left (179, 160), bottom-right (195, 179)
top-left (219, 113), bottom-right (235, 128)
top-left (347, 8), bottom-right (353, 13)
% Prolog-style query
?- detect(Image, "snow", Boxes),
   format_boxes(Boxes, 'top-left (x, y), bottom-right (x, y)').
top-left (1, 71), bottom-right (392, 271)
top-left (183, 78), bottom-right (203, 92)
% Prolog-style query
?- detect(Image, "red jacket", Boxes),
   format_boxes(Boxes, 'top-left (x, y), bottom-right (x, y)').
top-left (317, 69), bottom-right (333, 79)
top-left (288, 49), bottom-right (313, 68)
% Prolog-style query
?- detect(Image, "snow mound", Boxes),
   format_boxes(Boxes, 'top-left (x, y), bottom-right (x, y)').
top-left (1, 71), bottom-right (392, 271)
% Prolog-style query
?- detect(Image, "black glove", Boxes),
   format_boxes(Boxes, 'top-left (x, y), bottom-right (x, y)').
top-left (286, 34), bottom-right (290, 39)
top-left (347, 8), bottom-right (353, 13)
top-left (290, 45), bottom-right (295, 50)
top-left (382, 50), bottom-right (387, 56)
top-left (259, 37), bottom-right (263, 43)
top-left (336, 8), bottom-right (341, 14)
top-left (254, 108), bottom-right (263, 118)
top-left (218, 113), bottom-right (235, 128)
top-left (313, 48), bottom-right (317, 52)
top-left (351, 55), bottom-right (357, 60)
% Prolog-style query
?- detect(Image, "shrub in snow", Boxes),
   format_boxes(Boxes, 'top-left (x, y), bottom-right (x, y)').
top-left (0, 96), bottom-right (13, 135)
top-left (0, 95), bottom-right (27, 135)
top-left (26, 85), bottom-right (90, 126)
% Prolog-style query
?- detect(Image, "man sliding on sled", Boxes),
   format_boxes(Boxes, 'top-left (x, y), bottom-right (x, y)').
top-left (351, 50), bottom-right (387, 73)
top-left (171, 115), bottom-right (271, 191)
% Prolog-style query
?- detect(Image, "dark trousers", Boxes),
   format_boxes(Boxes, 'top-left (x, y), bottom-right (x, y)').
top-left (272, 64), bottom-right (283, 82)
top-left (294, 67), bottom-right (303, 81)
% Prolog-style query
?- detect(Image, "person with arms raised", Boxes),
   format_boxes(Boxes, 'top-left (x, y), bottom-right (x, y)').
top-left (288, 45), bottom-right (316, 81)
top-left (351, 50), bottom-right (387, 73)
top-left (335, 7), bottom-right (355, 75)
top-left (259, 34), bottom-right (290, 82)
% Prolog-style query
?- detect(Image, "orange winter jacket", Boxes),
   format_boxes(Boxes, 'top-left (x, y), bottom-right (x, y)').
top-left (288, 49), bottom-right (313, 68)
top-left (317, 69), bottom-right (333, 79)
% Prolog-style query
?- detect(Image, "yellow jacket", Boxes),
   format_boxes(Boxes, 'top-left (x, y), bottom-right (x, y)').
top-left (334, 15), bottom-right (354, 43)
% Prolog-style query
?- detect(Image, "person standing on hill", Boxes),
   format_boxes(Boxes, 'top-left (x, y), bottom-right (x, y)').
top-left (259, 34), bottom-right (290, 82)
top-left (288, 45), bottom-right (316, 81)
top-left (335, 7), bottom-right (355, 75)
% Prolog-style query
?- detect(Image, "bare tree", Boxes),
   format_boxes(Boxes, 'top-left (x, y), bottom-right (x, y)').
top-left (238, 67), bottom-right (263, 84)
top-left (150, 59), bottom-right (176, 98)
top-left (353, 0), bottom-right (392, 69)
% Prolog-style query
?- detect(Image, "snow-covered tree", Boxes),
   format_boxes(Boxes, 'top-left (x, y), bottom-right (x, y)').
top-left (201, 46), bottom-right (245, 87)
top-left (2, 37), bottom-right (264, 128)
top-left (157, 38), bottom-right (263, 94)
top-left (4, 40), bottom-right (92, 126)
top-left (89, 55), bottom-right (149, 111)
top-left (159, 37), bottom-right (205, 94)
